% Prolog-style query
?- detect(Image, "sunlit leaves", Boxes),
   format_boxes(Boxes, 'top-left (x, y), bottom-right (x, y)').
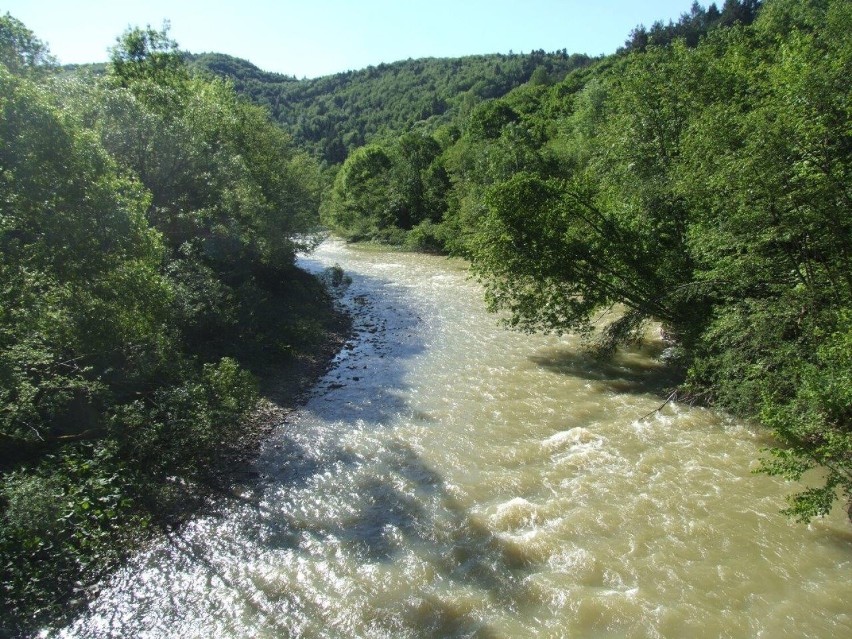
top-left (0, 13), bottom-right (55, 77)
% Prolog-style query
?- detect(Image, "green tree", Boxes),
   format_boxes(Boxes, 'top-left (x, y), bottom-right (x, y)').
top-left (676, 0), bottom-right (852, 520)
top-left (98, 27), bottom-right (321, 268)
top-left (108, 22), bottom-right (185, 88)
top-left (0, 13), bottom-right (55, 77)
top-left (391, 133), bottom-right (446, 229)
top-left (323, 144), bottom-right (395, 239)
top-left (0, 65), bottom-right (169, 447)
top-left (462, 0), bottom-right (851, 521)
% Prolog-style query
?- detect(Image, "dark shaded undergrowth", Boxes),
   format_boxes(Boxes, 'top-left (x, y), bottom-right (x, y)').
top-left (0, 265), bottom-right (351, 638)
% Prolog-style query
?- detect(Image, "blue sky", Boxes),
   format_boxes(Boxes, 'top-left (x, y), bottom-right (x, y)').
top-left (4, 1), bottom-right (698, 78)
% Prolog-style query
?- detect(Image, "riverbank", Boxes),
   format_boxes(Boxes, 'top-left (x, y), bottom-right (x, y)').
top-left (218, 298), bottom-right (352, 488)
top-left (0, 266), bottom-right (352, 637)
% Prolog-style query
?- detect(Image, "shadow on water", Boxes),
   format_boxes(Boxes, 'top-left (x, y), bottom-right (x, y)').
top-left (217, 260), bottom-right (527, 634)
top-left (250, 265), bottom-right (428, 490)
top-left (529, 341), bottom-right (683, 397)
top-left (305, 264), bottom-right (424, 417)
top-left (135, 435), bottom-right (529, 637)
top-left (67, 254), bottom-right (532, 637)
top-left (235, 438), bottom-right (528, 637)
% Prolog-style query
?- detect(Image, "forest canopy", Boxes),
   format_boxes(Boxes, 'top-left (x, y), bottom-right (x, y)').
top-left (189, 49), bottom-right (593, 164)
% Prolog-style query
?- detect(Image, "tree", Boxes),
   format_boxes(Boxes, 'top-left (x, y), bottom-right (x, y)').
top-left (463, 0), bottom-right (851, 521)
top-left (391, 133), bottom-right (445, 229)
top-left (0, 13), bottom-right (55, 77)
top-left (676, 0), bottom-right (852, 520)
top-left (324, 144), bottom-right (395, 239)
top-left (2, 17), bottom-right (324, 632)
top-left (108, 23), bottom-right (185, 87)
top-left (95, 26), bottom-right (321, 269)
top-left (0, 65), bottom-right (170, 446)
top-left (529, 66), bottom-right (552, 86)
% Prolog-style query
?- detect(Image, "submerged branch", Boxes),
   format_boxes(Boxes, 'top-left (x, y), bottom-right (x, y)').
top-left (638, 389), bottom-right (679, 421)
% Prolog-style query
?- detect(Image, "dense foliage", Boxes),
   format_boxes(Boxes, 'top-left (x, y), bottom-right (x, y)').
top-left (323, 0), bottom-right (851, 522)
top-left (621, 0), bottom-right (761, 51)
top-left (190, 50), bottom-right (592, 164)
top-left (0, 18), bottom-right (330, 634)
top-left (321, 133), bottom-right (450, 248)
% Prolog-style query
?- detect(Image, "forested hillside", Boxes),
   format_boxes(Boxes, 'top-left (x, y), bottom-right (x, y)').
top-left (190, 50), bottom-right (592, 164)
top-left (323, 0), bottom-right (852, 523)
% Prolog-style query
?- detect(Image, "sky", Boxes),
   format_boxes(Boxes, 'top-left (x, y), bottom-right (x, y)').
top-left (4, 0), bottom-right (698, 79)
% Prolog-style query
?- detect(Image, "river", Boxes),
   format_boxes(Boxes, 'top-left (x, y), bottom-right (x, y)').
top-left (60, 239), bottom-right (851, 638)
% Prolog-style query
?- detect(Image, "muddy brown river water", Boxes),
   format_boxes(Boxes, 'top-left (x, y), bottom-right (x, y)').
top-left (60, 239), bottom-right (851, 638)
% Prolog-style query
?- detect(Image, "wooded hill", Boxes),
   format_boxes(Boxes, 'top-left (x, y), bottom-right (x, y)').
top-left (189, 50), bottom-right (593, 164)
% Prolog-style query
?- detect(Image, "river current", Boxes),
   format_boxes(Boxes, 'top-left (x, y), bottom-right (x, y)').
top-left (60, 239), bottom-right (851, 638)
